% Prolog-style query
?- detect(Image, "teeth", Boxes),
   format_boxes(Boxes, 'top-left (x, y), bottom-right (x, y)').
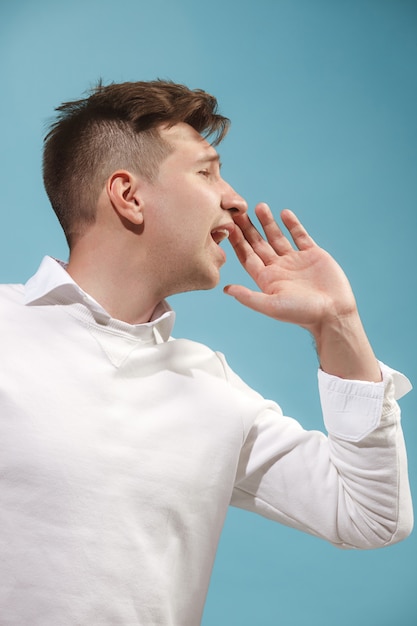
top-left (211, 229), bottom-right (230, 244)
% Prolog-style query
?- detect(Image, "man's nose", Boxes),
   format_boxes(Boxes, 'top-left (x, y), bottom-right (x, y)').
top-left (221, 182), bottom-right (248, 215)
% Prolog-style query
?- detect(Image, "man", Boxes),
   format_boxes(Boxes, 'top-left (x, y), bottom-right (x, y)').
top-left (0, 80), bottom-right (413, 625)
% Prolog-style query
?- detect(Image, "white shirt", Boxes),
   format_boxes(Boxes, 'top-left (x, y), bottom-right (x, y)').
top-left (0, 256), bottom-right (413, 625)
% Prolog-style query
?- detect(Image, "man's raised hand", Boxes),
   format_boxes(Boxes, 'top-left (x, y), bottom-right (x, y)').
top-left (224, 203), bottom-right (357, 335)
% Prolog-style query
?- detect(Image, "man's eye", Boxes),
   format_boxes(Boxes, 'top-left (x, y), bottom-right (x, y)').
top-left (198, 170), bottom-right (210, 177)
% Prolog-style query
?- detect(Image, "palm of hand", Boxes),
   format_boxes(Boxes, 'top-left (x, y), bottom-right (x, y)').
top-left (225, 204), bottom-right (356, 332)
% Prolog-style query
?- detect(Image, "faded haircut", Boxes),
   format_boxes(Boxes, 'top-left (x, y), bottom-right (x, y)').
top-left (42, 80), bottom-right (230, 246)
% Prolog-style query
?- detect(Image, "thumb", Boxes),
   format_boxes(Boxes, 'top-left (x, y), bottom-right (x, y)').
top-left (223, 284), bottom-right (274, 316)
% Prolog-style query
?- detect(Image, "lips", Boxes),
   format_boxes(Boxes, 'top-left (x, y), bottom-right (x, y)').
top-left (210, 224), bottom-right (234, 245)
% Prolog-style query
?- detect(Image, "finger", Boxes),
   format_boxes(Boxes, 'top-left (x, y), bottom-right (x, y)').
top-left (232, 210), bottom-right (277, 266)
top-left (254, 203), bottom-right (294, 255)
top-left (228, 221), bottom-right (267, 276)
top-left (223, 284), bottom-right (286, 320)
top-left (280, 209), bottom-right (316, 251)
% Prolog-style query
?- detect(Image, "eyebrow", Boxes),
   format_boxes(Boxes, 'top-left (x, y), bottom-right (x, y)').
top-left (196, 153), bottom-right (222, 169)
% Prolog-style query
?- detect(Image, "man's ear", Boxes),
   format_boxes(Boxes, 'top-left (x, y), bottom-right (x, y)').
top-left (107, 170), bottom-right (144, 226)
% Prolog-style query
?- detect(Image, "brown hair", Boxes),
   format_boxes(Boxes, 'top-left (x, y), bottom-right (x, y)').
top-left (43, 80), bottom-right (230, 246)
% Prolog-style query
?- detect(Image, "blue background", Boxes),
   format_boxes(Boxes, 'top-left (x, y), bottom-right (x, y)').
top-left (1, 0), bottom-right (416, 624)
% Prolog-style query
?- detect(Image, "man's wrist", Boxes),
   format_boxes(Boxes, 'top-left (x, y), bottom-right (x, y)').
top-left (312, 312), bottom-right (382, 382)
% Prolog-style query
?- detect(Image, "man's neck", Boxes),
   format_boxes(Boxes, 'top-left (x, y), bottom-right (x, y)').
top-left (66, 254), bottom-right (160, 326)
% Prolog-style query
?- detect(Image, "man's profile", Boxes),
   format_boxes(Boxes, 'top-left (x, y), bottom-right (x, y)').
top-left (0, 80), bottom-right (413, 625)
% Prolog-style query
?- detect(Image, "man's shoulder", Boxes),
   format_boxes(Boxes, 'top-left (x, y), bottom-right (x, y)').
top-left (163, 336), bottom-right (230, 378)
top-left (0, 282), bottom-right (26, 323)
top-left (0, 287), bottom-right (26, 344)
top-left (0, 282), bottom-right (24, 302)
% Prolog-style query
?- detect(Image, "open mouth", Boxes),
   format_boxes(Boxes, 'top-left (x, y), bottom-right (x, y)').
top-left (210, 228), bottom-right (231, 245)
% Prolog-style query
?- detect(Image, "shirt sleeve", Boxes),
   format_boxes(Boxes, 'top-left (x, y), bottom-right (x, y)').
top-left (230, 360), bottom-right (414, 549)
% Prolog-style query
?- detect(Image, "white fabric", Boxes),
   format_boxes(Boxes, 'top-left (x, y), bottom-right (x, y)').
top-left (0, 256), bottom-right (413, 626)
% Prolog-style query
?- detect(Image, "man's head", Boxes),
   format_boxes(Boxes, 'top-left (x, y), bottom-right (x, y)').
top-left (43, 80), bottom-right (230, 247)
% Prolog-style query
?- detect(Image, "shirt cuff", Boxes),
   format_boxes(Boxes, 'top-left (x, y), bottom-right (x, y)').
top-left (318, 361), bottom-right (412, 442)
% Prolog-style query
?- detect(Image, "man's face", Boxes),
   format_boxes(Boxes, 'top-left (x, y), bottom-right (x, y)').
top-left (141, 123), bottom-right (247, 297)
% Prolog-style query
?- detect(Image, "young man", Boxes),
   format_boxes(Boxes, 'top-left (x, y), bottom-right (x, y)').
top-left (0, 80), bottom-right (413, 625)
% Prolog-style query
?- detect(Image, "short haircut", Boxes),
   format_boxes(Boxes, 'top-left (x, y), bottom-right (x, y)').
top-left (42, 80), bottom-right (230, 246)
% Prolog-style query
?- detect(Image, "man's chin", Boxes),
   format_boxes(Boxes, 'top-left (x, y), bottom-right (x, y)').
top-left (170, 268), bottom-right (221, 296)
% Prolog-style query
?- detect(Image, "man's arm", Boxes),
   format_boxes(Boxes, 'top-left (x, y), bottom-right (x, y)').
top-left (224, 203), bottom-right (381, 382)
top-left (224, 204), bottom-right (412, 546)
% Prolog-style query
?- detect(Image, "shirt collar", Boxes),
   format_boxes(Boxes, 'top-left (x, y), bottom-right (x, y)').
top-left (24, 256), bottom-right (175, 342)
